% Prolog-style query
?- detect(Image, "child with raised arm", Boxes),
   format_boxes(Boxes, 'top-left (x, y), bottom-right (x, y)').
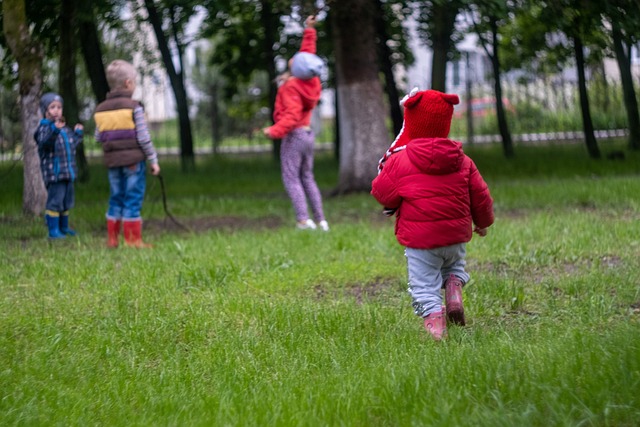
top-left (94, 59), bottom-right (160, 248)
top-left (371, 89), bottom-right (494, 340)
top-left (35, 92), bottom-right (84, 239)
top-left (262, 15), bottom-right (329, 231)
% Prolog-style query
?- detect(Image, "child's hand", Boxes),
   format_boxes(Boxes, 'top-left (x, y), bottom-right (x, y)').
top-left (74, 124), bottom-right (84, 131)
top-left (473, 226), bottom-right (488, 237)
top-left (150, 163), bottom-right (161, 176)
top-left (262, 127), bottom-right (273, 139)
top-left (305, 15), bottom-right (316, 28)
top-left (55, 117), bottom-right (65, 128)
top-left (382, 207), bottom-right (397, 217)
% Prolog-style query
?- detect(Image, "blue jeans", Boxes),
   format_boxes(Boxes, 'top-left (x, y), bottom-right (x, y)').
top-left (107, 161), bottom-right (146, 220)
top-left (46, 180), bottom-right (75, 212)
top-left (405, 244), bottom-right (470, 317)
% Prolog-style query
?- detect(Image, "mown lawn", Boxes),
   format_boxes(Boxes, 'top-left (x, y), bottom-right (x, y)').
top-left (1, 141), bottom-right (639, 426)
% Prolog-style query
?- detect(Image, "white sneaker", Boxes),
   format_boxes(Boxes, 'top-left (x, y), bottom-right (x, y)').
top-left (296, 219), bottom-right (317, 230)
top-left (318, 220), bottom-right (330, 231)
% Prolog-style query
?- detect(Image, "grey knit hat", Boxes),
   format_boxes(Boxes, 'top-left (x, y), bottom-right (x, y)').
top-left (40, 92), bottom-right (63, 115)
top-left (290, 52), bottom-right (325, 80)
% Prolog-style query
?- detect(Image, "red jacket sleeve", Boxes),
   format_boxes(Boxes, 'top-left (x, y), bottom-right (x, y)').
top-left (467, 158), bottom-right (494, 229)
top-left (269, 85), bottom-right (304, 139)
top-left (299, 28), bottom-right (317, 54)
top-left (371, 156), bottom-right (402, 209)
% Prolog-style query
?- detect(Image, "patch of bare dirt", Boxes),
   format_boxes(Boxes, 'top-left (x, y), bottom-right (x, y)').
top-left (314, 277), bottom-right (402, 304)
top-left (498, 206), bottom-right (640, 221)
top-left (469, 255), bottom-right (624, 283)
top-left (144, 215), bottom-right (283, 234)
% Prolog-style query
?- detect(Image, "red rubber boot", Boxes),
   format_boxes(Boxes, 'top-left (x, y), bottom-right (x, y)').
top-left (107, 218), bottom-right (121, 248)
top-left (123, 219), bottom-right (153, 248)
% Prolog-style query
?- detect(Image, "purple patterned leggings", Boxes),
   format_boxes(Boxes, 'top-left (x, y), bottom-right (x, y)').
top-left (280, 127), bottom-right (326, 222)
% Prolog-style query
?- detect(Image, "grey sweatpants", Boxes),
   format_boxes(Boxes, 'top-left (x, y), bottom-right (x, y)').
top-left (405, 243), bottom-right (470, 317)
top-left (280, 127), bottom-right (326, 223)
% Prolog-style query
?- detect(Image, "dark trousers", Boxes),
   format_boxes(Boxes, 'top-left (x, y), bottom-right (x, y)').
top-left (46, 180), bottom-right (75, 213)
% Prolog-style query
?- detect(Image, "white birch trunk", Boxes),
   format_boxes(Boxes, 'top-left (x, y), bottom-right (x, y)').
top-left (3, 0), bottom-right (47, 215)
top-left (336, 81), bottom-right (389, 192)
top-left (331, 0), bottom-right (390, 193)
top-left (21, 88), bottom-right (46, 215)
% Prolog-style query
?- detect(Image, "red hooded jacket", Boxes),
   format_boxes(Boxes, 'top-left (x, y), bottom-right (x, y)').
top-left (267, 28), bottom-right (322, 139)
top-left (371, 137), bottom-right (494, 249)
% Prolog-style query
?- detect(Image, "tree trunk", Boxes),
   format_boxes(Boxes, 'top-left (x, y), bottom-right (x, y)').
top-left (144, 0), bottom-right (195, 172)
top-left (574, 35), bottom-right (600, 158)
top-left (209, 81), bottom-right (221, 155)
top-left (259, 0), bottom-right (281, 160)
top-left (59, 0), bottom-right (89, 182)
top-left (3, 0), bottom-right (47, 216)
top-left (430, 1), bottom-right (458, 92)
top-left (59, 1), bottom-right (79, 127)
top-left (78, 1), bottom-right (109, 103)
top-left (333, 77), bottom-right (341, 161)
top-left (490, 19), bottom-right (514, 158)
top-left (465, 52), bottom-right (474, 145)
top-left (612, 24), bottom-right (640, 151)
top-left (596, 60), bottom-right (610, 113)
top-left (331, 0), bottom-right (389, 193)
top-left (374, 0), bottom-right (402, 136)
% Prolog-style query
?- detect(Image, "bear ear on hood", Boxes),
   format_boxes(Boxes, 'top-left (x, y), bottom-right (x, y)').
top-left (402, 90), bottom-right (423, 109)
top-left (442, 93), bottom-right (460, 105)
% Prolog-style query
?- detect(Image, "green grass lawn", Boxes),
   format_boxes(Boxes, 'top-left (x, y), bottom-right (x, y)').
top-left (1, 141), bottom-right (639, 426)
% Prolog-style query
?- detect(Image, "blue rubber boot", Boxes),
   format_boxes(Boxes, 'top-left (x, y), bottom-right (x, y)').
top-left (45, 213), bottom-right (66, 239)
top-left (59, 212), bottom-right (77, 236)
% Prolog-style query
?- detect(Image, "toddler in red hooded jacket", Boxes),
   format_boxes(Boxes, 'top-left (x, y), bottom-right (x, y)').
top-left (371, 89), bottom-right (494, 340)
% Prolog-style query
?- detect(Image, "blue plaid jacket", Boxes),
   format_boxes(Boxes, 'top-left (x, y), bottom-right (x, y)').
top-left (34, 119), bottom-right (83, 183)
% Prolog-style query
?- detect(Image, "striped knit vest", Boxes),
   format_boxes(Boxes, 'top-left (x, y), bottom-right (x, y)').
top-left (94, 90), bottom-right (146, 168)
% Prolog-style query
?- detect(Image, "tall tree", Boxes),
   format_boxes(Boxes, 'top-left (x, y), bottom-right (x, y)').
top-left (374, 0), bottom-right (413, 136)
top-left (260, 1), bottom-right (277, 142)
top-left (22, 0), bottom-right (93, 181)
top-left (545, 0), bottom-right (600, 158)
top-left (572, 32), bottom-right (599, 158)
top-left (468, 0), bottom-right (514, 158)
top-left (190, 45), bottom-right (224, 154)
top-left (59, 0), bottom-right (90, 182)
top-left (77, 0), bottom-right (110, 103)
top-left (605, 0), bottom-right (640, 151)
top-left (143, 0), bottom-right (196, 171)
top-left (501, 0), bottom-right (604, 158)
top-left (204, 0), bottom-right (291, 158)
top-left (3, 0), bottom-right (47, 215)
top-left (59, 0), bottom-right (79, 130)
top-left (330, 0), bottom-right (390, 193)
top-left (259, 0), bottom-right (284, 159)
top-left (414, 0), bottom-right (464, 92)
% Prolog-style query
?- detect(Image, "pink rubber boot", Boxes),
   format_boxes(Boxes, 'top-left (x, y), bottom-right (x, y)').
top-left (423, 307), bottom-right (447, 340)
top-left (445, 274), bottom-right (466, 326)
